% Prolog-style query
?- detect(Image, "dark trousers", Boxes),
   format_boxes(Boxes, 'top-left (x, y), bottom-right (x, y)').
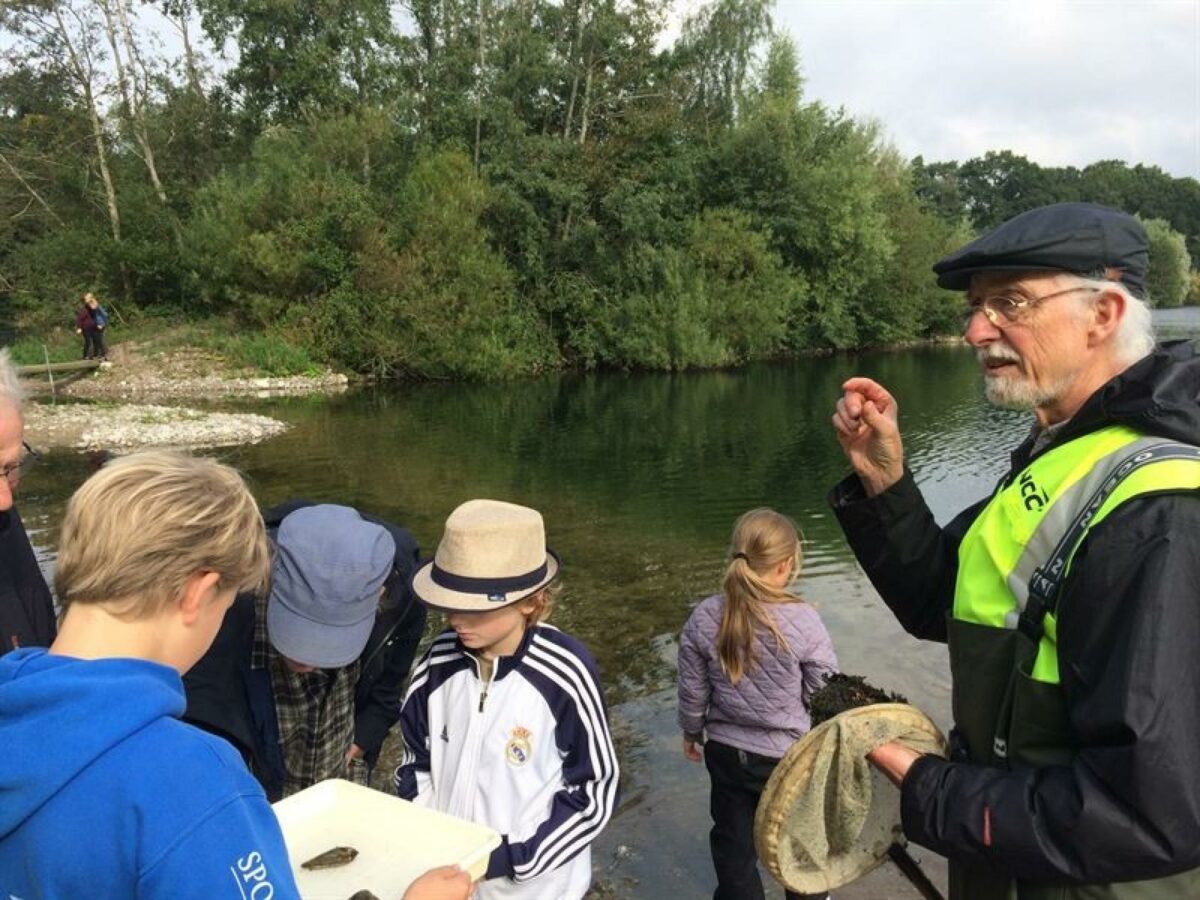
top-left (704, 739), bottom-right (826, 900)
top-left (82, 329), bottom-right (106, 359)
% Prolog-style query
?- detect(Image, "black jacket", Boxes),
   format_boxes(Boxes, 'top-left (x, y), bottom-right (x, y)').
top-left (0, 507), bottom-right (55, 656)
top-left (829, 342), bottom-right (1200, 884)
top-left (183, 500), bottom-right (426, 796)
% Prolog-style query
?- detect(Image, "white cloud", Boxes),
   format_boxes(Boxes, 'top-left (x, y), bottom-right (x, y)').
top-left (767, 0), bottom-right (1200, 178)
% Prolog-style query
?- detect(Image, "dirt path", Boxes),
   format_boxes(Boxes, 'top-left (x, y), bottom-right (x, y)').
top-left (33, 343), bottom-right (349, 401)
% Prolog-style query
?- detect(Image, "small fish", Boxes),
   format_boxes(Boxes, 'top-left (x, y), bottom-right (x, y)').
top-left (300, 846), bottom-right (359, 870)
top-left (347, 892), bottom-right (380, 900)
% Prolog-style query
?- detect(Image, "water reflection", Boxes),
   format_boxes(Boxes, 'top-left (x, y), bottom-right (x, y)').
top-left (207, 344), bottom-right (1015, 703)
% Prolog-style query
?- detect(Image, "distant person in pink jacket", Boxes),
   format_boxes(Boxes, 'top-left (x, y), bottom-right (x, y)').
top-left (677, 508), bottom-right (838, 900)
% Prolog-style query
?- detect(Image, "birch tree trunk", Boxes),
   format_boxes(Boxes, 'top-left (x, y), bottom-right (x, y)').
top-left (561, 0), bottom-right (584, 140)
top-left (103, 0), bottom-right (183, 249)
top-left (170, 1), bottom-right (205, 101)
top-left (474, 0), bottom-right (486, 170)
top-left (55, 7), bottom-right (118, 241)
top-left (577, 44), bottom-right (594, 146)
top-left (52, 3), bottom-right (130, 300)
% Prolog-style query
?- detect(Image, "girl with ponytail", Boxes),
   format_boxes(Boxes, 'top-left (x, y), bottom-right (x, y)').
top-left (677, 508), bottom-right (838, 900)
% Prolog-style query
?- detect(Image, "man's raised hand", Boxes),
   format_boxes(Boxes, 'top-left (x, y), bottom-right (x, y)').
top-left (832, 377), bottom-right (904, 497)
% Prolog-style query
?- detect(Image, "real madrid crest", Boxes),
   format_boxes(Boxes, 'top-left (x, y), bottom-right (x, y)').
top-left (505, 725), bottom-right (533, 767)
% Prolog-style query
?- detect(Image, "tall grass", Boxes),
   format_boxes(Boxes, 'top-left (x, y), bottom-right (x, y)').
top-left (205, 333), bottom-right (321, 376)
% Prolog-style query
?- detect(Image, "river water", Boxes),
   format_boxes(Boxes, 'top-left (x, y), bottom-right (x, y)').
top-left (17, 308), bottom-right (1200, 899)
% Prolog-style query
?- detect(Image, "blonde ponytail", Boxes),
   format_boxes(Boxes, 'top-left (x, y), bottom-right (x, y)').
top-left (716, 508), bottom-right (802, 684)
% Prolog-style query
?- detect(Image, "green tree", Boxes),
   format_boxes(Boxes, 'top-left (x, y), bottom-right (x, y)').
top-left (684, 207), bottom-right (794, 362)
top-left (857, 149), bottom-right (970, 343)
top-left (675, 0), bottom-right (772, 138)
top-left (350, 148), bottom-right (556, 378)
top-left (912, 156), bottom-right (968, 223)
top-left (1141, 217), bottom-right (1192, 309)
top-left (956, 150), bottom-right (1071, 229)
top-left (195, 0), bottom-right (403, 127)
top-left (703, 93), bottom-right (891, 349)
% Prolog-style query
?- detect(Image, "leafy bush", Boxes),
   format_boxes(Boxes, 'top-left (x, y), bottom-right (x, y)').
top-left (278, 149), bottom-right (557, 379)
top-left (4, 225), bottom-right (115, 332)
top-left (684, 208), bottom-right (795, 362)
top-left (1142, 217), bottom-right (1192, 308)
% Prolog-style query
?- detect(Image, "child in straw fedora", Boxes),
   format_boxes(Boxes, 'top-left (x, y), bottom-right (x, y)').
top-left (396, 498), bottom-right (620, 900)
top-left (677, 508), bottom-right (838, 900)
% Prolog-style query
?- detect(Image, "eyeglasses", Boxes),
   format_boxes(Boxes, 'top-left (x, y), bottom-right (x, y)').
top-left (2, 443), bottom-right (39, 484)
top-left (964, 286), bottom-right (1100, 328)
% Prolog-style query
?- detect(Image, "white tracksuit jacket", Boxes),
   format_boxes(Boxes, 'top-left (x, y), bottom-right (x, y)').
top-left (395, 625), bottom-right (619, 900)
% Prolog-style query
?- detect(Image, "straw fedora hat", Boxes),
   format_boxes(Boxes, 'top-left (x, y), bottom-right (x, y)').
top-left (755, 703), bottom-right (947, 894)
top-left (410, 499), bottom-right (560, 612)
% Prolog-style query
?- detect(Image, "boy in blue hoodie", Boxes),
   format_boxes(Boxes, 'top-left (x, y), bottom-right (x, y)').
top-left (0, 451), bottom-right (296, 900)
top-left (0, 451), bottom-right (472, 900)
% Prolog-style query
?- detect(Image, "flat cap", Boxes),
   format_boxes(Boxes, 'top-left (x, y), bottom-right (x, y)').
top-left (933, 202), bottom-right (1148, 298)
top-left (267, 505), bottom-right (396, 668)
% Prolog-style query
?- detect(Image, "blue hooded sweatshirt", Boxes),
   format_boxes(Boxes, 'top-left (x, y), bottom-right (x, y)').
top-left (0, 648), bottom-right (300, 899)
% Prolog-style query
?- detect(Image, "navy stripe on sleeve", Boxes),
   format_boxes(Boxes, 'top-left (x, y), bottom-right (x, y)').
top-left (395, 632), bottom-right (468, 799)
top-left (507, 630), bottom-right (619, 880)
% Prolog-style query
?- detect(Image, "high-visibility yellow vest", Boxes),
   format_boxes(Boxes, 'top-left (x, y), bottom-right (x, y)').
top-left (954, 425), bottom-right (1200, 683)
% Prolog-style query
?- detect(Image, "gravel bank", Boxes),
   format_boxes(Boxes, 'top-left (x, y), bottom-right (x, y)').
top-left (24, 402), bottom-right (288, 451)
top-left (59, 365), bottom-right (349, 401)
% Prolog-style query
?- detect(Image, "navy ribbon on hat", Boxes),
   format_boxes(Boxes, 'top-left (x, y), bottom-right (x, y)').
top-left (430, 561), bottom-right (549, 598)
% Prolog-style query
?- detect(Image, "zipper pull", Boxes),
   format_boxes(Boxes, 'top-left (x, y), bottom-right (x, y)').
top-left (477, 655), bottom-right (494, 713)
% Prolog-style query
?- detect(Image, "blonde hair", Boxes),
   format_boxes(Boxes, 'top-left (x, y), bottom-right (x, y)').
top-left (520, 582), bottom-right (559, 626)
top-left (55, 451), bottom-right (270, 619)
top-left (717, 508), bottom-right (802, 684)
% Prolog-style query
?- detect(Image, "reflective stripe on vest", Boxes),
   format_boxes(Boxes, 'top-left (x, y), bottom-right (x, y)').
top-left (955, 425), bottom-right (1200, 684)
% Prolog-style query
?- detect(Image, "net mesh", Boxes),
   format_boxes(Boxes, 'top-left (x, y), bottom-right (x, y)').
top-left (755, 703), bottom-right (946, 894)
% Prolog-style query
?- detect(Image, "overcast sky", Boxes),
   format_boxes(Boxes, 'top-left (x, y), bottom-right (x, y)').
top-left (757, 0), bottom-right (1200, 180)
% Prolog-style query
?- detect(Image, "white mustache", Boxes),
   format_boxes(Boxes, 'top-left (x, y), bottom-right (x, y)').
top-left (976, 346), bottom-right (1021, 365)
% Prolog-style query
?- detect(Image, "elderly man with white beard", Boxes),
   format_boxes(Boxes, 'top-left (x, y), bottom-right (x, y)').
top-left (827, 203), bottom-right (1200, 900)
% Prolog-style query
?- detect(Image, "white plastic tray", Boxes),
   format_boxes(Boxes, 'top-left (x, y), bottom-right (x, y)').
top-left (272, 779), bottom-right (500, 899)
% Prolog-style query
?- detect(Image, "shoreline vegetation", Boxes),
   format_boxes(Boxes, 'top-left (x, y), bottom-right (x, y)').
top-left (14, 323), bottom-right (963, 452)
top-left (4, 1), bottom-right (1196, 385)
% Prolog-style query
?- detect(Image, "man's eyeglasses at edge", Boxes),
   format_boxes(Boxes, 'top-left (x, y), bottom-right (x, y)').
top-left (964, 285), bottom-right (1101, 328)
top-left (2, 443), bottom-right (39, 484)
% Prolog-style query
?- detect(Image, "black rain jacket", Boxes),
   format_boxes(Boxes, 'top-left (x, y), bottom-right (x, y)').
top-left (0, 507), bottom-right (55, 656)
top-left (829, 341), bottom-right (1200, 884)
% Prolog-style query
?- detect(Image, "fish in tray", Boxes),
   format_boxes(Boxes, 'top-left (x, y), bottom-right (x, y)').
top-left (300, 846), bottom-right (359, 870)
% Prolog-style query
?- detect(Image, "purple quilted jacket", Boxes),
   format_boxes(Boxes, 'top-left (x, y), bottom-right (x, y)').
top-left (677, 593), bottom-right (838, 758)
